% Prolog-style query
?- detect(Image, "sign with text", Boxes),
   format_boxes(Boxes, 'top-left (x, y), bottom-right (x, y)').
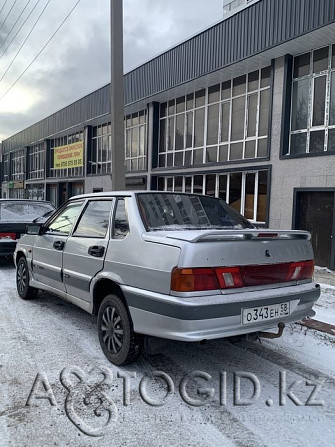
top-left (54, 141), bottom-right (84, 169)
top-left (8, 181), bottom-right (24, 189)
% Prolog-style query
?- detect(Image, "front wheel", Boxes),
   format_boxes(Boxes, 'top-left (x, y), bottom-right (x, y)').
top-left (16, 257), bottom-right (38, 300)
top-left (97, 294), bottom-right (142, 366)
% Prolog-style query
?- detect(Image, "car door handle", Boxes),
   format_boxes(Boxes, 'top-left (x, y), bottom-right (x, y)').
top-left (88, 245), bottom-right (105, 257)
top-left (53, 240), bottom-right (65, 251)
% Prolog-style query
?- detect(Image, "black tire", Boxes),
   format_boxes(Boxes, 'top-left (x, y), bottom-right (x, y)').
top-left (16, 257), bottom-right (38, 300)
top-left (97, 294), bottom-right (142, 366)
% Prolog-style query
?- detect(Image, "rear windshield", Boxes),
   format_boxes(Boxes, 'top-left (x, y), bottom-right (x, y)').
top-left (137, 193), bottom-right (254, 231)
top-left (0, 201), bottom-right (54, 222)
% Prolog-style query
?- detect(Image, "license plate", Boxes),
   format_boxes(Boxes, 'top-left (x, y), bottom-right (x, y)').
top-left (242, 302), bottom-right (290, 325)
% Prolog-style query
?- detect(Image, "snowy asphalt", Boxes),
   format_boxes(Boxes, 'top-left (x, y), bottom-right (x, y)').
top-left (0, 259), bottom-right (334, 447)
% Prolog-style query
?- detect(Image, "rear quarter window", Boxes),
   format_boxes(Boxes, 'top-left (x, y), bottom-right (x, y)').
top-left (113, 199), bottom-right (129, 239)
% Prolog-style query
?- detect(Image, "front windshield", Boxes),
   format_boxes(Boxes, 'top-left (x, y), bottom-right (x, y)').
top-left (137, 193), bottom-right (254, 231)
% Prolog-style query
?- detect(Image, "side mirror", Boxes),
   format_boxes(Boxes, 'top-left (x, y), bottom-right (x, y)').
top-left (26, 224), bottom-right (46, 235)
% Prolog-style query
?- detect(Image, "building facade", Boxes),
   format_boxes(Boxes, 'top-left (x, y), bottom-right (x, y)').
top-left (1, 0), bottom-right (335, 268)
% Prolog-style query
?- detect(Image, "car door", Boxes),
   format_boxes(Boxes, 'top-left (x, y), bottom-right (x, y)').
top-left (62, 199), bottom-right (114, 302)
top-left (32, 200), bottom-right (85, 292)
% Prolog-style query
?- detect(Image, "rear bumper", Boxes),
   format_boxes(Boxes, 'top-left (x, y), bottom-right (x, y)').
top-left (123, 282), bottom-right (321, 341)
top-left (0, 240), bottom-right (17, 256)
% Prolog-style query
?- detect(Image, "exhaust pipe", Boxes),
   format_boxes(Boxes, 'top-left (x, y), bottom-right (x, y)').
top-left (258, 322), bottom-right (285, 339)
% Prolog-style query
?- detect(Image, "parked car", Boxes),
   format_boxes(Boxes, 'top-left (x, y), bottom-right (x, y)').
top-left (14, 192), bottom-right (320, 365)
top-left (0, 199), bottom-right (55, 257)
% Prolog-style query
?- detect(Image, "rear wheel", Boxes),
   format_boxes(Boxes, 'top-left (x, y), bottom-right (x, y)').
top-left (97, 294), bottom-right (142, 365)
top-left (16, 257), bottom-right (38, 300)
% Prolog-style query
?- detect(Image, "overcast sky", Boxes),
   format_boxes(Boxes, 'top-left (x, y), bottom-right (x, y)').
top-left (0, 0), bottom-right (223, 141)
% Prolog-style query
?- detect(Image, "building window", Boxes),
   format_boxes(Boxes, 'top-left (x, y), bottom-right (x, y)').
top-left (156, 169), bottom-right (269, 224)
top-left (2, 153), bottom-right (9, 182)
top-left (125, 110), bottom-right (147, 171)
top-left (28, 143), bottom-right (44, 180)
top-left (289, 44), bottom-right (335, 155)
top-left (158, 67), bottom-right (271, 168)
top-left (11, 149), bottom-right (25, 181)
top-left (26, 184), bottom-right (45, 200)
top-left (49, 132), bottom-right (84, 178)
top-left (90, 123), bottom-right (112, 175)
top-left (8, 189), bottom-right (25, 199)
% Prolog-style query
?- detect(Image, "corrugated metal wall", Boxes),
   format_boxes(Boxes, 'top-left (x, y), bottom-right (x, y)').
top-left (124, 0), bottom-right (335, 104)
top-left (3, 0), bottom-right (335, 152)
top-left (3, 85), bottom-right (111, 151)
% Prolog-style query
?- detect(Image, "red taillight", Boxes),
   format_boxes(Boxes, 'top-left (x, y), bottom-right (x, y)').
top-left (296, 260), bottom-right (314, 280)
top-left (215, 267), bottom-right (243, 289)
top-left (0, 233), bottom-right (16, 240)
top-left (171, 267), bottom-right (220, 292)
top-left (285, 260), bottom-right (314, 281)
top-left (257, 233), bottom-right (279, 238)
top-left (171, 260), bottom-right (314, 293)
top-left (171, 266), bottom-right (243, 292)
top-left (286, 262), bottom-right (304, 281)
top-left (242, 263), bottom-right (290, 286)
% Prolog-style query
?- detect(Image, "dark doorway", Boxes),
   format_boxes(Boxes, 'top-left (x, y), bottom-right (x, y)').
top-left (294, 190), bottom-right (334, 269)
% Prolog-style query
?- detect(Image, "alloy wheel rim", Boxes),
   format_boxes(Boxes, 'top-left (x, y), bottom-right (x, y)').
top-left (17, 262), bottom-right (27, 295)
top-left (101, 306), bottom-right (124, 354)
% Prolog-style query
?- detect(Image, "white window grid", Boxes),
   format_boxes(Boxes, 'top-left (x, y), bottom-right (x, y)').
top-left (26, 184), bottom-right (45, 200)
top-left (11, 149), bottom-right (25, 181)
top-left (90, 123), bottom-right (112, 175)
top-left (125, 110), bottom-right (147, 171)
top-left (28, 144), bottom-right (44, 180)
top-left (289, 44), bottom-right (335, 154)
top-left (49, 132), bottom-right (84, 178)
top-left (9, 188), bottom-right (25, 199)
top-left (2, 154), bottom-right (9, 181)
top-left (156, 169), bottom-right (268, 224)
top-left (158, 67), bottom-right (270, 168)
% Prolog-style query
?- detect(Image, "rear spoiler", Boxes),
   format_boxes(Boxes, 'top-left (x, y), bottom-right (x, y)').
top-left (167, 230), bottom-right (311, 243)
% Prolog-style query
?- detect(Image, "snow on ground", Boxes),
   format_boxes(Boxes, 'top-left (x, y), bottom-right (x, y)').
top-left (315, 266), bottom-right (335, 275)
top-left (313, 284), bottom-right (335, 326)
top-left (0, 259), bottom-right (334, 447)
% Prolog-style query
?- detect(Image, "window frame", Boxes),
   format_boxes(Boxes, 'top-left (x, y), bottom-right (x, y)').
top-left (158, 66), bottom-right (271, 169)
top-left (89, 123), bottom-right (112, 175)
top-left (124, 110), bottom-right (148, 172)
top-left (287, 44), bottom-right (335, 157)
top-left (45, 200), bottom-right (85, 236)
top-left (71, 199), bottom-right (114, 239)
top-left (11, 149), bottom-right (26, 181)
top-left (112, 198), bottom-right (130, 240)
top-left (155, 166), bottom-right (271, 226)
top-left (28, 143), bottom-right (45, 180)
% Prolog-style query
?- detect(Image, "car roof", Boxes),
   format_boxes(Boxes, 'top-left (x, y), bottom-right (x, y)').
top-left (0, 199), bottom-right (53, 204)
top-left (71, 191), bottom-right (134, 200)
top-left (68, 190), bottom-right (209, 201)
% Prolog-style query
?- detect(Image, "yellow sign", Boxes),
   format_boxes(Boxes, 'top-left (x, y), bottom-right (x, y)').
top-left (54, 141), bottom-right (84, 169)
